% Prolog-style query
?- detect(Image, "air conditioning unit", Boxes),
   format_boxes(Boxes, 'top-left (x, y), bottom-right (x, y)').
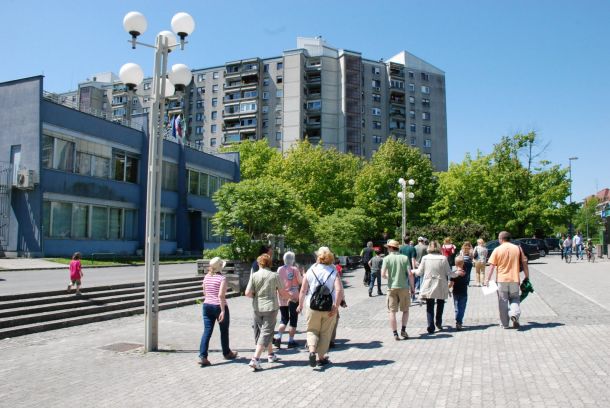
top-left (15, 169), bottom-right (35, 190)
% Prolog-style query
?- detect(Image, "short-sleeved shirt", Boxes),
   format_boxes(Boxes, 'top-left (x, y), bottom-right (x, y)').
top-left (474, 245), bottom-right (488, 263)
top-left (382, 252), bottom-right (411, 289)
top-left (246, 268), bottom-right (284, 312)
top-left (370, 255), bottom-right (383, 274)
top-left (399, 245), bottom-right (416, 267)
top-left (362, 247), bottom-right (375, 263)
top-left (573, 235), bottom-right (582, 246)
top-left (203, 273), bottom-right (225, 305)
top-left (277, 265), bottom-right (300, 306)
top-left (69, 260), bottom-right (82, 281)
top-left (415, 243), bottom-right (428, 263)
top-left (488, 242), bottom-right (523, 283)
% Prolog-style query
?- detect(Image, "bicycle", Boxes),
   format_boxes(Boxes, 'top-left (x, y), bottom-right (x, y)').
top-left (564, 248), bottom-right (572, 263)
top-left (586, 248), bottom-right (596, 263)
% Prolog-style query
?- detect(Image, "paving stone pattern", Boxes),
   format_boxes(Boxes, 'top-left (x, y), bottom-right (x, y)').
top-left (1, 258), bottom-right (610, 407)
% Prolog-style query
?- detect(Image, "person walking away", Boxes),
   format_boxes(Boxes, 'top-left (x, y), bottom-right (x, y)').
top-left (451, 256), bottom-right (469, 330)
top-left (414, 237), bottom-right (428, 294)
top-left (563, 235), bottom-right (573, 260)
top-left (251, 245), bottom-right (273, 273)
top-left (441, 237), bottom-right (457, 268)
top-left (330, 257), bottom-right (348, 348)
top-left (245, 254), bottom-right (290, 371)
top-left (415, 241), bottom-right (464, 334)
top-left (473, 239), bottom-right (488, 287)
top-left (198, 257), bottom-right (238, 366)
top-left (361, 241), bottom-right (375, 286)
top-left (381, 239), bottom-right (414, 341)
top-left (297, 247), bottom-right (344, 368)
top-left (368, 249), bottom-right (384, 297)
top-left (67, 252), bottom-right (83, 295)
top-left (459, 241), bottom-right (474, 286)
top-left (573, 231), bottom-right (583, 260)
top-left (273, 251), bottom-right (302, 349)
top-left (484, 231), bottom-right (530, 329)
top-left (400, 236), bottom-right (417, 300)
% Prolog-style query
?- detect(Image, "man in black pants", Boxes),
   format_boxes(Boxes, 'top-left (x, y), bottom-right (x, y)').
top-left (361, 241), bottom-right (374, 286)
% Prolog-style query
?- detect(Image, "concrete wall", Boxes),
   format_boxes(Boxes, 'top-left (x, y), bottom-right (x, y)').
top-left (282, 52), bottom-right (305, 150)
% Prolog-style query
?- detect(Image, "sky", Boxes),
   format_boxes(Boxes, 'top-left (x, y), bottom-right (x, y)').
top-left (2, 0), bottom-right (609, 201)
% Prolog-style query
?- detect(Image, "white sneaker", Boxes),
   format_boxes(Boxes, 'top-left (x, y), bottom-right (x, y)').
top-left (267, 353), bottom-right (279, 363)
top-left (248, 358), bottom-right (262, 371)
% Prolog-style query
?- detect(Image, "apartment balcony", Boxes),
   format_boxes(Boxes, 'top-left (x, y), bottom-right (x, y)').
top-left (305, 63), bottom-right (322, 71)
top-left (306, 92), bottom-right (321, 100)
top-left (390, 97), bottom-right (405, 105)
top-left (390, 110), bottom-right (406, 118)
top-left (167, 100), bottom-right (183, 113)
top-left (390, 86), bottom-right (405, 94)
top-left (223, 132), bottom-right (256, 145)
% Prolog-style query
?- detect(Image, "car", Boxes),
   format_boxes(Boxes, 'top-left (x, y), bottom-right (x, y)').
top-left (485, 239), bottom-right (541, 262)
top-left (519, 238), bottom-right (549, 257)
top-left (544, 238), bottom-right (561, 251)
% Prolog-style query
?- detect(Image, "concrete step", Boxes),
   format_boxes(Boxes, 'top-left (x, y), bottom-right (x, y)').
top-left (0, 292), bottom-right (238, 339)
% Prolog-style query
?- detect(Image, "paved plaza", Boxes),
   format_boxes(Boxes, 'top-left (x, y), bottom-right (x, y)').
top-left (1, 255), bottom-right (610, 407)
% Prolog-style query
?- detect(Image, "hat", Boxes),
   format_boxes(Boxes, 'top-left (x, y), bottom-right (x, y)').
top-left (385, 239), bottom-right (400, 249)
top-left (418, 236), bottom-right (424, 242)
top-left (209, 257), bottom-right (226, 272)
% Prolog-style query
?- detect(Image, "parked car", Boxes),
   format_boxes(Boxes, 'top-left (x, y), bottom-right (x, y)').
top-left (519, 238), bottom-right (549, 257)
top-left (485, 239), bottom-right (541, 262)
top-left (544, 238), bottom-right (561, 251)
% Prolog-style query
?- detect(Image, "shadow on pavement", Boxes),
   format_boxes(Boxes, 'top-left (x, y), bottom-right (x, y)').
top-left (76, 294), bottom-right (108, 306)
top-left (318, 359), bottom-right (395, 371)
top-left (458, 323), bottom-right (497, 332)
top-left (415, 332), bottom-right (453, 339)
top-left (338, 339), bottom-right (383, 350)
top-left (519, 321), bottom-right (565, 332)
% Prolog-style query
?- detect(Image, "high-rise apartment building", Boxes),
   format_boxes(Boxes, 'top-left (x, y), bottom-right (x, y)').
top-left (58, 37), bottom-right (448, 170)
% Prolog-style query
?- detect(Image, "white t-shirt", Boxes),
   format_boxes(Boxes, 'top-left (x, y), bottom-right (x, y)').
top-left (305, 263), bottom-right (337, 306)
top-left (573, 235), bottom-right (581, 246)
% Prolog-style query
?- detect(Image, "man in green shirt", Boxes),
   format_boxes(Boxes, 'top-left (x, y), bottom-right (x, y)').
top-left (382, 239), bottom-right (414, 341)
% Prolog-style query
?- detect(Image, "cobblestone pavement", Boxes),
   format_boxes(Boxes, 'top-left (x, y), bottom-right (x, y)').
top-left (2, 258), bottom-right (610, 407)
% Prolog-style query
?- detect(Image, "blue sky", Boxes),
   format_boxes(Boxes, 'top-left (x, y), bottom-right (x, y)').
top-left (3, 0), bottom-right (609, 201)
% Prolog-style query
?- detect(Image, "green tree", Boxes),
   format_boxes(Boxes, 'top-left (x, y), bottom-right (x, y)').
top-left (314, 208), bottom-right (376, 254)
top-left (276, 141), bottom-right (362, 216)
top-left (220, 140), bottom-right (281, 180)
top-left (354, 139), bottom-right (437, 238)
top-left (574, 197), bottom-right (602, 239)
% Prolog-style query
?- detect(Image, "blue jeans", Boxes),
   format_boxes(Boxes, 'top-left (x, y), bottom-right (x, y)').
top-left (199, 303), bottom-right (231, 358)
top-left (453, 293), bottom-right (468, 325)
top-left (369, 271), bottom-right (382, 293)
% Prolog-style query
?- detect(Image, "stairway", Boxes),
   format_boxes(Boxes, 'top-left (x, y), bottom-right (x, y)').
top-left (0, 276), bottom-right (237, 339)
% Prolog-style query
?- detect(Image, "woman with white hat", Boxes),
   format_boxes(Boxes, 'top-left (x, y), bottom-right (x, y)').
top-left (198, 257), bottom-right (238, 366)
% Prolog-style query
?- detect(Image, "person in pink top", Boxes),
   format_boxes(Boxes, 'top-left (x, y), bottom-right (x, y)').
top-left (67, 252), bottom-right (83, 295)
top-left (198, 257), bottom-right (238, 367)
top-left (272, 251), bottom-right (302, 349)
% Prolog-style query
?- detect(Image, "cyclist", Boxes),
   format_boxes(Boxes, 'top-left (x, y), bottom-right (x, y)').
top-left (563, 235), bottom-right (573, 261)
top-left (585, 239), bottom-right (595, 261)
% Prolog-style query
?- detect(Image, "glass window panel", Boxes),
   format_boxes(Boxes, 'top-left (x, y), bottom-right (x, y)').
top-left (202, 217), bottom-right (209, 241)
top-left (113, 152), bottom-right (125, 181)
top-left (71, 204), bottom-right (89, 238)
top-left (92, 156), bottom-right (110, 178)
top-left (51, 202), bottom-right (72, 238)
top-left (125, 156), bottom-right (138, 183)
top-left (208, 176), bottom-right (219, 196)
top-left (91, 206), bottom-right (108, 239)
top-left (199, 173), bottom-right (209, 196)
top-left (124, 209), bottom-right (137, 240)
top-left (188, 170), bottom-right (199, 194)
top-left (76, 152), bottom-right (91, 176)
top-left (109, 208), bottom-right (122, 239)
top-left (54, 139), bottom-right (75, 172)
top-left (42, 135), bottom-right (53, 169)
top-left (43, 201), bottom-right (51, 237)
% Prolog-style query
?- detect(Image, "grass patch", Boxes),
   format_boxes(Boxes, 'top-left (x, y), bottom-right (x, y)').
top-left (44, 257), bottom-right (200, 267)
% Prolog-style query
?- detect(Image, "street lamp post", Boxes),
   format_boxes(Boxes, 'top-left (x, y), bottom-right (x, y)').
top-left (568, 156), bottom-right (578, 236)
top-left (120, 11), bottom-right (195, 352)
top-left (398, 178), bottom-right (415, 244)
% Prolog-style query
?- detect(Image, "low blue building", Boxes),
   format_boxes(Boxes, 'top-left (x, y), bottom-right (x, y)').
top-left (0, 76), bottom-right (240, 257)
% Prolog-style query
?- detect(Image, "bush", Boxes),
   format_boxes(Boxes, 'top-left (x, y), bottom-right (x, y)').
top-left (203, 245), bottom-right (233, 260)
top-left (409, 220), bottom-right (491, 245)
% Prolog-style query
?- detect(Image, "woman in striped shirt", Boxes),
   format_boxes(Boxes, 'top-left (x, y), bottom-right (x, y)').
top-left (198, 257), bottom-right (238, 366)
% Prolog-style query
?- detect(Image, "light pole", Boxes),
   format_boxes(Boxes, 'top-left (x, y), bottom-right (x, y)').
top-left (120, 11), bottom-right (195, 352)
top-left (397, 178), bottom-right (415, 244)
top-left (568, 156), bottom-right (578, 235)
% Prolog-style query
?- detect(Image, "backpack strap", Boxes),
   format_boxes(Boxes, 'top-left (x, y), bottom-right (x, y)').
top-left (310, 265), bottom-right (335, 295)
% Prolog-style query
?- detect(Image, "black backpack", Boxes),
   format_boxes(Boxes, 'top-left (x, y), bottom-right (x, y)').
top-left (309, 268), bottom-right (335, 312)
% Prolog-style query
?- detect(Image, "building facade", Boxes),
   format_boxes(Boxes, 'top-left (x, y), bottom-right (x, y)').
top-left (0, 76), bottom-right (239, 257)
top-left (57, 37), bottom-right (448, 171)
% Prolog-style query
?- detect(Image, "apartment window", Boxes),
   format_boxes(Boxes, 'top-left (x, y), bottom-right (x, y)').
top-left (197, 73), bottom-right (205, 82)
top-left (422, 112), bottom-right (430, 120)
top-left (112, 150), bottom-right (138, 183)
top-left (410, 136), bottom-right (417, 146)
top-left (372, 93), bottom-right (381, 103)
top-left (409, 110), bottom-right (416, 119)
top-left (275, 117), bottom-right (282, 125)
top-left (210, 111), bottom-right (217, 120)
top-left (306, 100), bottom-right (321, 111)
top-left (262, 120), bottom-right (268, 128)
top-left (408, 71), bottom-right (414, 78)
top-left (372, 79), bottom-right (381, 88)
top-left (372, 66), bottom-right (381, 75)
top-left (160, 212), bottom-right (176, 241)
top-left (276, 89), bottom-right (283, 97)
top-left (162, 161), bottom-right (178, 191)
top-left (196, 100), bottom-right (203, 108)
top-left (409, 96), bottom-right (415, 105)
top-left (143, 82), bottom-right (151, 90)
top-left (197, 87), bottom-right (204, 94)
top-left (372, 135), bottom-right (382, 144)
top-left (264, 64), bottom-right (269, 73)
top-left (409, 83), bottom-right (415, 92)
top-left (240, 102), bottom-right (257, 113)
top-left (263, 91), bottom-right (269, 100)
top-left (212, 84), bottom-right (219, 93)
top-left (372, 107), bottom-right (381, 116)
top-left (422, 98), bottom-right (430, 107)
top-left (276, 62), bottom-right (283, 70)
top-left (212, 98), bottom-right (218, 107)
top-left (91, 206), bottom-right (108, 240)
top-left (421, 72), bottom-right (430, 81)
top-left (76, 152), bottom-right (110, 179)
top-left (372, 121), bottom-right (382, 129)
top-left (421, 85), bottom-right (430, 94)
top-left (262, 105), bottom-right (269, 113)
top-left (195, 113), bottom-right (203, 121)
top-left (410, 124), bottom-right (417, 132)
top-left (196, 126), bottom-right (203, 135)
top-left (390, 80), bottom-right (404, 89)
top-left (42, 135), bottom-right (75, 172)
top-left (423, 125), bottom-right (431, 134)
top-left (213, 71), bottom-right (219, 79)
top-left (263, 78), bottom-right (270, 86)
top-left (210, 138), bottom-right (217, 147)
top-left (276, 76), bottom-right (283, 84)
top-left (240, 118), bottom-right (257, 127)
top-left (211, 124), bottom-right (217, 133)
top-left (424, 139), bottom-right (432, 148)
top-left (276, 132), bottom-right (282, 140)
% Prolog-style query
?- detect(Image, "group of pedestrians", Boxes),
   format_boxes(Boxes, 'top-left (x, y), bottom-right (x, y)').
top-left (561, 231), bottom-right (594, 260)
top-left (197, 231), bottom-right (529, 371)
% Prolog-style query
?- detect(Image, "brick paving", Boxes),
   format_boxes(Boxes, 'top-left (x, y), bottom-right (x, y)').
top-left (1, 256), bottom-right (610, 407)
